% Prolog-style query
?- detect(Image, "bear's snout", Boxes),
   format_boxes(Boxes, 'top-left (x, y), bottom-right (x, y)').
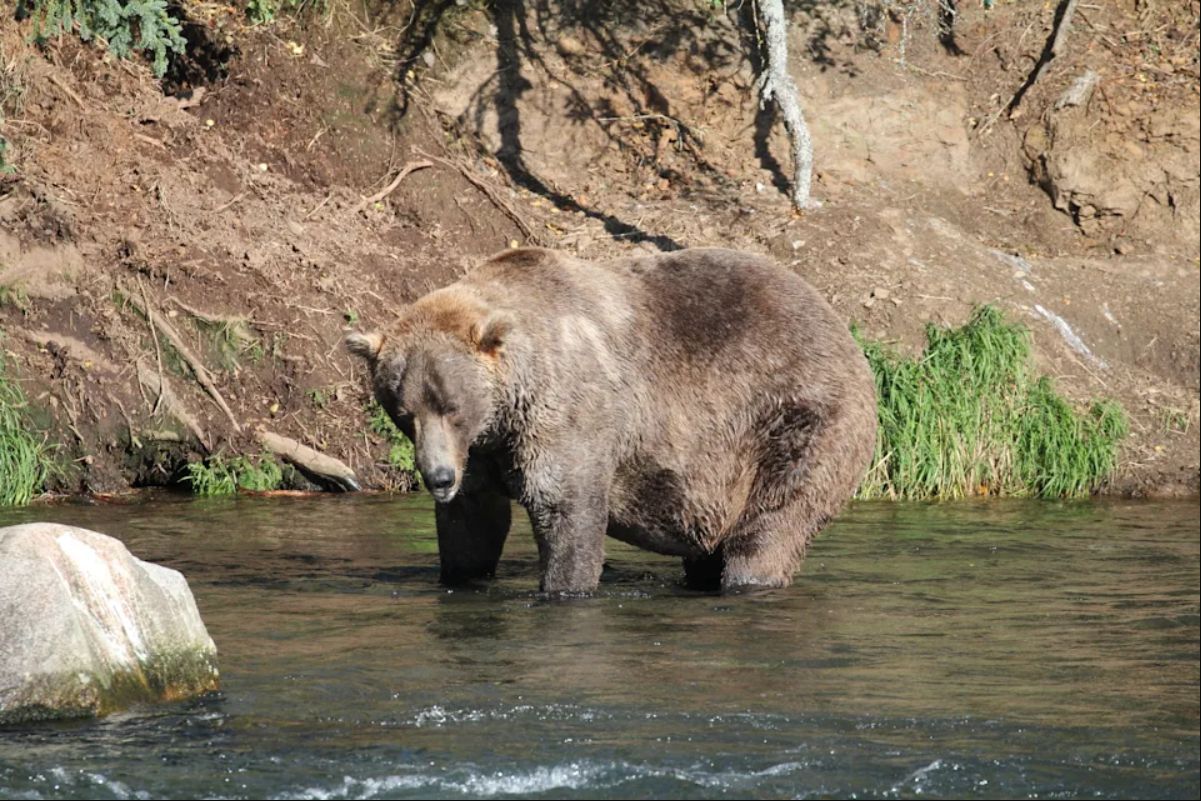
top-left (425, 463), bottom-right (456, 494)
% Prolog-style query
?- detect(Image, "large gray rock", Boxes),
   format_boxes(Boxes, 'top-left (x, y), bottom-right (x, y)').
top-left (0, 523), bottom-right (219, 724)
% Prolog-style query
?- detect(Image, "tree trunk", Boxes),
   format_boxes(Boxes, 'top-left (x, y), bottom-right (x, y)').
top-left (755, 0), bottom-right (817, 210)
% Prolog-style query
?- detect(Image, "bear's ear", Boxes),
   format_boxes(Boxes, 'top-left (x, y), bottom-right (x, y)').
top-left (471, 312), bottom-right (514, 357)
top-left (345, 331), bottom-right (384, 361)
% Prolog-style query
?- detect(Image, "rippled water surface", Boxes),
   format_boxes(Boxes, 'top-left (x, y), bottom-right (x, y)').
top-left (1, 495), bottom-right (1197, 799)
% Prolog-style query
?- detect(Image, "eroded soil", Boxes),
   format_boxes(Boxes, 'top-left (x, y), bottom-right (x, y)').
top-left (1, 1), bottom-right (1197, 498)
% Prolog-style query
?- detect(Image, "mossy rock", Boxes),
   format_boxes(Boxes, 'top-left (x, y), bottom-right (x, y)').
top-left (0, 523), bottom-right (219, 725)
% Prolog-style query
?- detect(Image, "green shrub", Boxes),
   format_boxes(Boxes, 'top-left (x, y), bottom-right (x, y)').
top-left (369, 401), bottom-right (416, 475)
top-left (245, 0), bottom-right (325, 26)
top-left (186, 453), bottom-right (283, 496)
top-left (27, 0), bottom-right (187, 78)
top-left (0, 356), bottom-right (48, 506)
top-left (0, 136), bottom-right (13, 175)
top-left (857, 306), bottom-right (1127, 500)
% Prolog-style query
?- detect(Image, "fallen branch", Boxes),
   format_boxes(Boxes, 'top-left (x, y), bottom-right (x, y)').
top-left (138, 281), bottom-right (167, 417)
top-left (166, 297), bottom-right (251, 329)
top-left (257, 430), bottom-right (361, 492)
top-left (120, 284), bottom-right (242, 433)
top-left (413, 146), bottom-right (541, 243)
top-left (353, 159), bottom-right (433, 214)
top-left (304, 191), bottom-right (334, 220)
top-left (133, 133), bottom-right (166, 150)
top-left (209, 192), bottom-right (245, 214)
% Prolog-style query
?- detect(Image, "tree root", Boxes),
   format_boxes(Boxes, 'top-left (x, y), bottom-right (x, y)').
top-left (119, 284), bottom-right (242, 434)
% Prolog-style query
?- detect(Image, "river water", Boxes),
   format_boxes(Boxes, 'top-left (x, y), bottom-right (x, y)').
top-left (0, 495), bottom-right (1197, 799)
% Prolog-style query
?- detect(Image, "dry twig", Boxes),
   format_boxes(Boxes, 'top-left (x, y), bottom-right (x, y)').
top-left (353, 159), bottom-right (433, 214)
top-left (413, 146), bottom-right (541, 243)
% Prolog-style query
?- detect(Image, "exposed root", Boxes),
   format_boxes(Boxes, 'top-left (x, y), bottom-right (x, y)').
top-left (120, 284), bottom-right (242, 434)
top-left (135, 360), bottom-right (209, 451)
top-left (413, 146), bottom-right (542, 244)
top-left (352, 159), bottom-right (433, 214)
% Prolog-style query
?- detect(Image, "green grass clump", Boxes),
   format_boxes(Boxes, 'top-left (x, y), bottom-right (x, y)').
top-left (245, 0), bottom-right (326, 26)
top-left (191, 316), bottom-right (258, 372)
top-left (186, 453), bottom-right (283, 496)
top-left (368, 402), bottom-right (416, 475)
top-left (857, 305), bottom-right (1127, 500)
top-left (0, 357), bottom-right (48, 506)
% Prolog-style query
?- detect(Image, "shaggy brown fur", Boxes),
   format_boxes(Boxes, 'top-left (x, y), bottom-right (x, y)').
top-left (347, 247), bottom-right (877, 594)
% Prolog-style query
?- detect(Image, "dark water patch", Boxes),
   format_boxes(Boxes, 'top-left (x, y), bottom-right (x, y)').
top-left (1, 496), bottom-right (1197, 799)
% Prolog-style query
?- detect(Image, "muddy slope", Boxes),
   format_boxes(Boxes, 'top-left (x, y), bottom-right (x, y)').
top-left (1, 2), bottom-right (1197, 497)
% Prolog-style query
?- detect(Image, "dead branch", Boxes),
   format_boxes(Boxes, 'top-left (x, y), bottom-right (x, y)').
top-left (48, 74), bottom-right (85, 109)
top-left (136, 360), bottom-right (209, 451)
top-left (209, 192), bottom-right (245, 214)
top-left (138, 280), bottom-right (167, 417)
top-left (353, 159), bottom-right (433, 214)
top-left (165, 297), bottom-right (250, 327)
top-left (413, 146), bottom-right (542, 244)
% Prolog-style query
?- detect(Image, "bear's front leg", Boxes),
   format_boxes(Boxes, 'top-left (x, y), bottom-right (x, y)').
top-left (527, 483), bottom-right (609, 594)
top-left (434, 489), bottom-right (512, 585)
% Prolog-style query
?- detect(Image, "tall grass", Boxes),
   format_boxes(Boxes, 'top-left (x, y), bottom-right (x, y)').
top-left (186, 453), bottom-right (283, 496)
top-left (857, 306), bottom-right (1127, 500)
top-left (0, 357), bottom-right (48, 506)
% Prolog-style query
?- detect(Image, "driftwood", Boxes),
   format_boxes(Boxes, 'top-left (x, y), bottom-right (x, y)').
top-left (257, 430), bottom-right (361, 492)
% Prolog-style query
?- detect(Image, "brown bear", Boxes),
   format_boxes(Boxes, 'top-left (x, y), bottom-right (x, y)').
top-left (347, 247), bottom-right (877, 594)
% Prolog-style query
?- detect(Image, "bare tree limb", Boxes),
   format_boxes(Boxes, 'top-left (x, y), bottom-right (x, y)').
top-left (754, 0), bottom-right (819, 210)
top-left (257, 430), bottom-right (361, 492)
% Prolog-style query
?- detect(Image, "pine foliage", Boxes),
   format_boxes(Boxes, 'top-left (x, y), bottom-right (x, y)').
top-left (28, 0), bottom-right (187, 77)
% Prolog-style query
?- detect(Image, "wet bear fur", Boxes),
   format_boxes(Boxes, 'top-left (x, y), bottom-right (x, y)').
top-left (347, 247), bottom-right (877, 594)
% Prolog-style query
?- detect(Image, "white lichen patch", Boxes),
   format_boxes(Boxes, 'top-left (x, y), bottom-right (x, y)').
top-left (1, 523), bottom-right (219, 724)
top-left (57, 532), bottom-right (149, 665)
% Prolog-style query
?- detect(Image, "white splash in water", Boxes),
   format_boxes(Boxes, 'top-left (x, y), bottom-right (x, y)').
top-left (891, 758), bottom-right (944, 794)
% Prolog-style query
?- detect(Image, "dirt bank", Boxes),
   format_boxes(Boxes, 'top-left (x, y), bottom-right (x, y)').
top-left (1, 1), bottom-right (1197, 499)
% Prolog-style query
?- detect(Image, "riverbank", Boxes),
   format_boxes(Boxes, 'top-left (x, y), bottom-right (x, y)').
top-left (1, 2), bottom-right (1197, 501)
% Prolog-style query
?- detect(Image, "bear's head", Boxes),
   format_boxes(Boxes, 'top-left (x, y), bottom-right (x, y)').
top-left (345, 291), bottom-right (514, 503)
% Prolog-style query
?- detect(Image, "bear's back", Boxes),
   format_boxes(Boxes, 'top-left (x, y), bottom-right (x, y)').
top-left (612, 248), bottom-right (858, 381)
